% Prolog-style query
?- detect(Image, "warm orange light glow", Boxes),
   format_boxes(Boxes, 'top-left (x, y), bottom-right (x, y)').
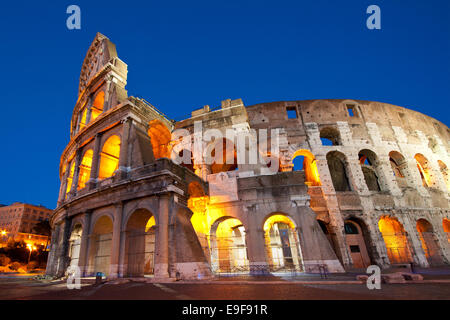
top-left (99, 135), bottom-right (120, 180)
top-left (188, 196), bottom-right (224, 236)
top-left (79, 107), bottom-right (88, 130)
top-left (148, 120), bottom-right (171, 159)
top-left (66, 161), bottom-right (76, 194)
top-left (263, 214), bottom-right (296, 233)
top-left (415, 154), bottom-right (433, 187)
top-left (145, 216), bottom-right (156, 232)
top-left (292, 149), bottom-right (321, 186)
top-left (78, 149), bottom-right (93, 190)
top-left (443, 219), bottom-right (450, 243)
top-left (1, 230), bottom-right (7, 236)
top-left (91, 91), bottom-right (105, 121)
top-left (378, 216), bottom-right (412, 263)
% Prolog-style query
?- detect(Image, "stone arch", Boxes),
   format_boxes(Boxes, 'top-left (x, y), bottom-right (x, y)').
top-left (99, 135), bottom-right (121, 180)
top-left (88, 215), bottom-right (113, 276)
top-left (344, 219), bottom-right (372, 268)
top-left (124, 208), bottom-right (156, 277)
top-left (326, 151), bottom-right (351, 191)
top-left (292, 149), bottom-right (321, 186)
top-left (438, 160), bottom-right (450, 192)
top-left (188, 181), bottom-right (206, 198)
top-left (263, 213), bottom-right (303, 272)
top-left (77, 149), bottom-right (93, 190)
top-left (148, 119), bottom-right (172, 159)
top-left (209, 216), bottom-right (249, 273)
top-left (320, 127), bottom-right (341, 146)
top-left (414, 153), bottom-right (435, 187)
top-left (416, 219), bottom-right (443, 265)
top-left (443, 218), bottom-right (450, 243)
top-left (389, 151), bottom-right (409, 183)
top-left (358, 149), bottom-right (382, 191)
top-left (178, 148), bottom-right (194, 172)
top-left (208, 138), bottom-right (238, 174)
top-left (91, 91), bottom-right (105, 121)
top-left (378, 216), bottom-right (413, 264)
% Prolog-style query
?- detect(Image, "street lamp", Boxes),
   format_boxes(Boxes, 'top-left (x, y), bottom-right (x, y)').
top-left (27, 244), bottom-right (36, 264)
top-left (0, 230), bottom-right (7, 246)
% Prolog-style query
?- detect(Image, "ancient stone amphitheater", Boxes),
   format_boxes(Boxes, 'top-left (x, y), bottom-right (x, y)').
top-left (46, 33), bottom-right (450, 280)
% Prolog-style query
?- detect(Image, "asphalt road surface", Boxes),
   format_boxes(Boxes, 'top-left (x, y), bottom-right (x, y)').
top-left (2, 278), bottom-right (450, 300)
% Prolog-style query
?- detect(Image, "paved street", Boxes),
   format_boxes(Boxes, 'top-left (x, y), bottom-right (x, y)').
top-left (1, 276), bottom-right (450, 300)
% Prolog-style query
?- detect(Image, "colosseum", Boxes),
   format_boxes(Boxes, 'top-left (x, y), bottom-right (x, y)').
top-left (46, 33), bottom-right (450, 280)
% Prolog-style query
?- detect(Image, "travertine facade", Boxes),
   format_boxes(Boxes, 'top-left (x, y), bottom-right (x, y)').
top-left (46, 33), bottom-right (450, 280)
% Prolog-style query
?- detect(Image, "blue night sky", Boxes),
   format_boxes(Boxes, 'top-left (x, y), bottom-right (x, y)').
top-left (0, 0), bottom-right (449, 209)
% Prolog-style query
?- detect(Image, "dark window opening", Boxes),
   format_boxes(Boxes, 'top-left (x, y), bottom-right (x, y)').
top-left (350, 245), bottom-right (360, 253)
top-left (345, 223), bottom-right (359, 234)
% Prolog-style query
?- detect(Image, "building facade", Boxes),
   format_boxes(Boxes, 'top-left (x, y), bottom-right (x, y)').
top-left (46, 33), bottom-right (450, 280)
top-left (0, 202), bottom-right (52, 248)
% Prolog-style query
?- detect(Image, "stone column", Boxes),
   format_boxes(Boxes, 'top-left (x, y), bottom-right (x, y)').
top-left (88, 133), bottom-right (103, 190)
top-left (109, 202), bottom-right (123, 279)
top-left (154, 194), bottom-right (170, 279)
top-left (118, 229), bottom-right (127, 277)
top-left (406, 159), bottom-right (429, 196)
top-left (377, 155), bottom-right (402, 196)
top-left (77, 211), bottom-right (92, 277)
top-left (398, 212), bottom-right (429, 267)
top-left (55, 218), bottom-right (71, 278)
top-left (103, 78), bottom-right (112, 112)
top-left (45, 224), bottom-right (61, 276)
top-left (245, 226), bottom-right (268, 274)
top-left (313, 155), bottom-right (352, 267)
top-left (117, 117), bottom-right (132, 180)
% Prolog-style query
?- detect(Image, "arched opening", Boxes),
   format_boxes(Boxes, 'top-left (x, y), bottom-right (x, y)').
top-left (320, 127), bottom-right (341, 146)
top-left (358, 149), bottom-right (381, 191)
top-left (438, 160), bottom-right (450, 192)
top-left (148, 120), bottom-right (171, 159)
top-left (292, 149), bottom-right (321, 186)
top-left (415, 154), bottom-right (435, 187)
top-left (416, 219), bottom-right (443, 265)
top-left (210, 138), bottom-right (238, 174)
top-left (344, 220), bottom-right (371, 268)
top-left (179, 148), bottom-right (194, 172)
top-left (263, 214), bottom-right (303, 272)
top-left (389, 151), bottom-right (410, 189)
top-left (65, 161), bottom-right (76, 194)
top-left (89, 216), bottom-right (113, 276)
top-left (125, 209), bottom-right (156, 277)
top-left (68, 224), bottom-right (83, 269)
top-left (326, 151), bottom-right (351, 191)
top-left (91, 91), bottom-right (105, 121)
top-left (443, 219), bottom-right (450, 243)
top-left (378, 216), bottom-right (413, 264)
top-left (77, 149), bottom-right (93, 190)
top-left (99, 135), bottom-right (120, 180)
top-left (209, 217), bottom-right (249, 273)
top-left (79, 107), bottom-right (88, 131)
